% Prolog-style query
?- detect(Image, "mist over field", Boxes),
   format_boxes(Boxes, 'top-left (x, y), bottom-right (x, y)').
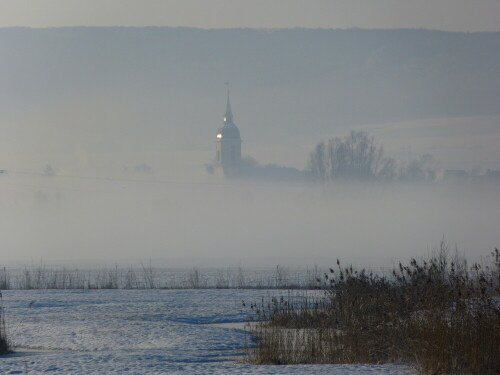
top-left (1, 27), bottom-right (499, 268)
top-left (1, 171), bottom-right (499, 268)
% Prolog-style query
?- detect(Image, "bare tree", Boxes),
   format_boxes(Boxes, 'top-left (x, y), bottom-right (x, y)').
top-left (378, 157), bottom-right (398, 181)
top-left (308, 131), bottom-right (394, 182)
top-left (309, 142), bottom-right (328, 183)
top-left (399, 153), bottom-right (438, 182)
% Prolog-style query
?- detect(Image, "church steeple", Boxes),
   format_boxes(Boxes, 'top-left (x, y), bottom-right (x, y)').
top-left (224, 90), bottom-right (233, 123)
top-left (215, 89), bottom-right (242, 177)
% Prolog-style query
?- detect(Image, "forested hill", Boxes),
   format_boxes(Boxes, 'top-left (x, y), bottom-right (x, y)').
top-left (1, 27), bottom-right (499, 148)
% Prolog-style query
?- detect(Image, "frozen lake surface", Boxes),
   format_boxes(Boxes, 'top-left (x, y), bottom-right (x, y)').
top-left (1, 289), bottom-right (416, 374)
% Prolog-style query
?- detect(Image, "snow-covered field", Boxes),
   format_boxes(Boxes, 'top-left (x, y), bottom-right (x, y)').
top-left (1, 289), bottom-right (416, 374)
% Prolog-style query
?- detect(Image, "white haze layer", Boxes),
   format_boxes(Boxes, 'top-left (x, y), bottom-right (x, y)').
top-left (1, 171), bottom-right (498, 268)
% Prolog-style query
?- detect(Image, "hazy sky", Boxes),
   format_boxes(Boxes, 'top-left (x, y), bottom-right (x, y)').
top-left (1, 0), bottom-right (499, 31)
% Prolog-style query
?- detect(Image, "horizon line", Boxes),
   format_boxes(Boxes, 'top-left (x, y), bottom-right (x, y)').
top-left (1, 25), bottom-right (499, 33)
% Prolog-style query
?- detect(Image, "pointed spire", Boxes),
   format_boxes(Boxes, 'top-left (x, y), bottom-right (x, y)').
top-left (224, 89), bottom-right (233, 123)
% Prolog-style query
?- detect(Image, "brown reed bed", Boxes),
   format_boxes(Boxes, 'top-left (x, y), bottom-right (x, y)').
top-left (248, 243), bottom-right (500, 374)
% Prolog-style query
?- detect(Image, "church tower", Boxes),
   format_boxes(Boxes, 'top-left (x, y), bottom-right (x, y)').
top-left (215, 91), bottom-right (242, 177)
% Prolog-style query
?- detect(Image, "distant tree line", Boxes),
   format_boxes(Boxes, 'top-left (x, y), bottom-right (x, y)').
top-left (308, 131), bottom-right (437, 183)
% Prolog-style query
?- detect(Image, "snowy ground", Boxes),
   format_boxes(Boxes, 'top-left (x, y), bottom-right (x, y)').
top-left (0, 289), bottom-right (417, 374)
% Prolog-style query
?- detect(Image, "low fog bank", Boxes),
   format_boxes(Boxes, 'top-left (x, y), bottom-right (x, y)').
top-left (1, 172), bottom-right (498, 269)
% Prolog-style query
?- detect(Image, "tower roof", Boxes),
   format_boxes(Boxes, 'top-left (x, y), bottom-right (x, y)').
top-left (225, 90), bottom-right (233, 123)
top-left (217, 90), bottom-right (240, 140)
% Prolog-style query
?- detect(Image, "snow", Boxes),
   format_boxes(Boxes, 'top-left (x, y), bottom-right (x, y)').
top-left (0, 289), bottom-right (417, 374)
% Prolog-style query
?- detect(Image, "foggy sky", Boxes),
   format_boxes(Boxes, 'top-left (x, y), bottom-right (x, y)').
top-left (1, 0), bottom-right (499, 32)
top-left (1, 28), bottom-right (499, 175)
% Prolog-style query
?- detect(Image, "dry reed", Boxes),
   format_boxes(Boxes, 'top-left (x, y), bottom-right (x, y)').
top-left (0, 292), bottom-right (11, 355)
top-left (248, 243), bottom-right (500, 374)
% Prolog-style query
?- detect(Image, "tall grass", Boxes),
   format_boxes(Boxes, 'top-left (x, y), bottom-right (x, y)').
top-left (0, 292), bottom-right (11, 354)
top-left (248, 243), bottom-right (500, 374)
top-left (0, 268), bottom-right (10, 290)
top-left (0, 264), bottom-right (336, 290)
